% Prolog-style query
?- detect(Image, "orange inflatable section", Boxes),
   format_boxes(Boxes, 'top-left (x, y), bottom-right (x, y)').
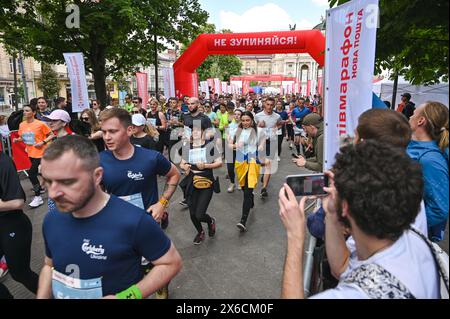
top-left (174, 30), bottom-right (325, 98)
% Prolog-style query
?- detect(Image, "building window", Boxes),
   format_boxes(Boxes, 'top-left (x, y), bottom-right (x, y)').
top-left (301, 65), bottom-right (309, 83)
top-left (9, 58), bottom-right (22, 74)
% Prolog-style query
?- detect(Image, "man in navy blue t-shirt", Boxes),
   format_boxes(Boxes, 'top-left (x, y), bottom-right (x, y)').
top-left (99, 108), bottom-right (180, 299)
top-left (99, 108), bottom-right (180, 223)
top-left (38, 135), bottom-right (182, 299)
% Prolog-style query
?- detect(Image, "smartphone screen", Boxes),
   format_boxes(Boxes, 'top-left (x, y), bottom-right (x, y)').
top-left (286, 174), bottom-right (329, 196)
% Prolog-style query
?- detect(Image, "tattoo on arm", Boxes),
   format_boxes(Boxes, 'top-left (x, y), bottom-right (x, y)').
top-left (162, 183), bottom-right (178, 200)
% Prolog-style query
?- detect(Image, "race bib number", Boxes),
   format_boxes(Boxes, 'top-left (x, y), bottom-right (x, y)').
top-left (147, 118), bottom-right (157, 127)
top-left (52, 268), bottom-right (103, 299)
top-left (184, 126), bottom-right (192, 139)
top-left (189, 148), bottom-right (207, 164)
top-left (22, 131), bottom-right (36, 145)
top-left (119, 193), bottom-right (145, 210)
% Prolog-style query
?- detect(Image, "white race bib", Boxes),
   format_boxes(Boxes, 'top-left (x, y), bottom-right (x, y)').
top-left (119, 193), bottom-right (145, 210)
top-left (52, 268), bottom-right (103, 299)
top-left (189, 148), bottom-right (207, 164)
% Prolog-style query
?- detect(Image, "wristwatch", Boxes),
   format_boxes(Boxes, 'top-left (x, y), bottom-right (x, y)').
top-left (159, 197), bottom-right (169, 208)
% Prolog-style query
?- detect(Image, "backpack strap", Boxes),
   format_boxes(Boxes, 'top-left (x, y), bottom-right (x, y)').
top-left (410, 228), bottom-right (450, 294)
top-left (342, 263), bottom-right (415, 299)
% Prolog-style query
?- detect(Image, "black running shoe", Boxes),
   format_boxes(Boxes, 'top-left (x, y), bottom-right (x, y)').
top-left (236, 222), bottom-right (247, 232)
top-left (260, 188), bottom-right (268, 198)
top-left (193, 231), bottom-right (205, 245)
top-left (208, 217), bottom-right (216, 237)
top-left (161, 211), bottom-right (169, 230)
top-left (179, 199), bottom-right (188, 207)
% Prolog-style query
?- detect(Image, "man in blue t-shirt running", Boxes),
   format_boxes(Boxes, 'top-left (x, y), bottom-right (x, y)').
top-left (38, 135), bottom-right (182, 299)
top-left (99, 108), bottom-right (181, 299)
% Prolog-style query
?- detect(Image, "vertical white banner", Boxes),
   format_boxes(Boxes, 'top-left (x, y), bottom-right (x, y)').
top-left (221, 82), bottom-right (228, 95)
top-left (162, 67), bottom-right (175, 98)
top-left (200, 81), bottom-right (209, 95)
top-left (63, 53), bottom-right (90, 113)
top-left (324, 0), bottom-right (379, 170)
top-left (214, 78), bottom-right (222, 95)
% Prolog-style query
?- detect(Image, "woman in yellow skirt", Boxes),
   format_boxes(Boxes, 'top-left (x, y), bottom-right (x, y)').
top-left (231, 111), bottom-right (266, 232)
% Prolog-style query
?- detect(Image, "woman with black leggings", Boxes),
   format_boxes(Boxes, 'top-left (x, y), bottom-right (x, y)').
top-left (0, 153), bottom-right (39, 299)
top-left (179, 125), bottom-right (222, 245)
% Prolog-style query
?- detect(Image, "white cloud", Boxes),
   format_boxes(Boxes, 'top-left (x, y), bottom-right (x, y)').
top-left (219, 3), bottom-right (314, 33)
top-left (311, 0), bottom-right (329, 6)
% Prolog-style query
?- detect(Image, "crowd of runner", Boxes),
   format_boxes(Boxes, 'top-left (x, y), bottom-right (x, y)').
top-left (0, 90), bottom-right (448, 299)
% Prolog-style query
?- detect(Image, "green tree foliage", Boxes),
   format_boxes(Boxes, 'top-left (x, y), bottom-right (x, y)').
top-left (328, 0), bottom-right (449, 84)
top-left (0, 0), bottom-right (208, 106)
top-left (182, 25), bottom-right (243, 82)
top-left (37, 63), bottom-right (60, 100)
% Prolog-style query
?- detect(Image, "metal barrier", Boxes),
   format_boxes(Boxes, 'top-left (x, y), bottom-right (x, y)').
top-left (303, 198), bottom-right (322, 297)
top-left (1, 130), bottom-right (32, 172)
top-left (1, 133), bottom-right (12, 157)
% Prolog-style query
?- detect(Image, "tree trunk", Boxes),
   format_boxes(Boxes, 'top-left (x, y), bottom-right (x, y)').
top-left (391, 72), bottom-right (398, 110)
top-left (154, 34), bottom-right (159, 97)
top-left (90, 43), bottom-right (108, 109)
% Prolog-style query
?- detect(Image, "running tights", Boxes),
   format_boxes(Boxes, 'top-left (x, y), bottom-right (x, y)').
top-left (0, 212), bottom-right (39, 299)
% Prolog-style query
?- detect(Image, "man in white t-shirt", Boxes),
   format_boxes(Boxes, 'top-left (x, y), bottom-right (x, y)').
top-left (254, 97), bottom-right (282, 199)
top-left (278, 140), bottom-right (440, 299)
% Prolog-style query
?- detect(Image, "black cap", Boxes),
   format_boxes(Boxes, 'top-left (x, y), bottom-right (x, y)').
top-left (401, 93), bottom-right (411, 100)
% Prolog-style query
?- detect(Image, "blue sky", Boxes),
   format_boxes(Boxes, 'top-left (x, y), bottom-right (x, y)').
top-left (198, 0), bottom-right (329, 32)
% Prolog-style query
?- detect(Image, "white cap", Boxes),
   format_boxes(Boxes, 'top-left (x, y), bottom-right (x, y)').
top-left (43, 109), bottom-right (71, 123)
top-left (132, 114), bottom-right (146, 126)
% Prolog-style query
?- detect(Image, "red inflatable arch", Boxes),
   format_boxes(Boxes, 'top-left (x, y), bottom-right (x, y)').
top-left (174, 30), bottom-right (325, 98)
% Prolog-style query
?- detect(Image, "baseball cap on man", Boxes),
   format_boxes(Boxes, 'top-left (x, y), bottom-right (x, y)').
top-left (132, 114), bottom-right (146, 126)
top-left (401, 93), bottom-right (411, 100)
top-left (43, 109), bottom-right (71, 123)
top-left (302, 113), bottom-right (323, 128)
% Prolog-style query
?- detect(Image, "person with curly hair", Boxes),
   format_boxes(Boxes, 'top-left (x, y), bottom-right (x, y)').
top-left (279, 140), bottom-right (440, 299)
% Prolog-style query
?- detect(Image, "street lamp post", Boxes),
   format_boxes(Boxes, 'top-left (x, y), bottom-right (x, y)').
top-left (18, 50), bottom-right (29, 104)
top-left (12, 53), bottom-right (19, 111)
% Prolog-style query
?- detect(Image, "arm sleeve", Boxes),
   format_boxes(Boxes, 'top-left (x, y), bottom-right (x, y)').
top-left (155, 152), bottom-right (172, 176)
top-left (305, 135), bottom-right (324, 172)
top-left (41, 122), bottom-right (52, 136)
top-left (0, 155), bottom-right (26, 202)
top-left (421, 154), bottom-right (449, 226)
top-left (133, 213), bottom-right (171, 262)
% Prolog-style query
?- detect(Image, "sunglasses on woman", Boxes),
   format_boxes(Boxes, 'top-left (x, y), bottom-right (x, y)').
top-left (81, 117), bottom-right (90, 121)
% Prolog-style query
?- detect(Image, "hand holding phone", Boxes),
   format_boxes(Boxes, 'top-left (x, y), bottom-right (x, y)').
top-left (285, 173), bottom-right (329, 196)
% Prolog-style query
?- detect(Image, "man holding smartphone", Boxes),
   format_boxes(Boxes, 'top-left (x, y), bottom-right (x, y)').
top-left (292, 113), bottom-right (324, 172)
top-left (279, 141), bottom-right (439, 299)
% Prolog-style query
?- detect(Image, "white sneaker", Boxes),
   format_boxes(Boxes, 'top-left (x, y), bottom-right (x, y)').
top-left (29, 196), bottom-right (43, 208)
top-left (277, 156), bottom-right (281, 162)
top-left (237, 184), bottom-right (242, 190)
top-left (227, 183), bottom-right (235, 193)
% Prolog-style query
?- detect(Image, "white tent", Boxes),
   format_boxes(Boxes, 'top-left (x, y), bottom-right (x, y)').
top-left (373, 76), bottom-right (449, 107)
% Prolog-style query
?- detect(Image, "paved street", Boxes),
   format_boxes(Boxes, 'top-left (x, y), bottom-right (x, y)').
top-left (2, 141), bottom-right (448, 299)
top-left (2, 142), bottom-right (317, 299)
